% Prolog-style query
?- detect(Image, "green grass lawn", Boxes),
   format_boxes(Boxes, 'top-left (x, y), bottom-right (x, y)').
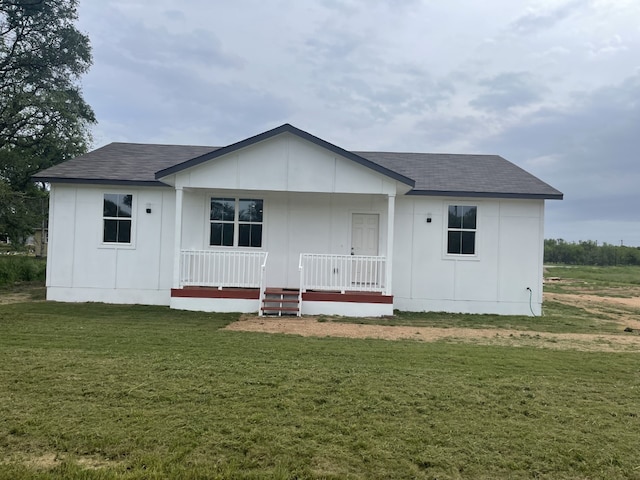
top-left (1, 301), bottom-right (639, 479)
top-left (327, 265), bottom-right (640, 334)
top-left (545, 265), bottom-right (640, 292)
top-left (327, 304), bottom-right (626, 334)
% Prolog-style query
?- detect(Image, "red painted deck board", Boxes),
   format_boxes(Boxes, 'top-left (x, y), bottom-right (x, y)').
top-left (171, 287), bottom-right (260, 299)
top-left (302, 291), bottom-right (393, 304)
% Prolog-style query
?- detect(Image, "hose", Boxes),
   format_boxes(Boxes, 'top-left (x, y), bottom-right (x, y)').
top-left (526, 287), bottom-right (536, 317)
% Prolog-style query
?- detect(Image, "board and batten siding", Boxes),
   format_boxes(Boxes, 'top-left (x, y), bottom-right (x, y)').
top-left (165, 133), bottom-right (406, 196)
top-left (46, 184), bottom-right (175, 305)
top-left (45, 184), bottom-right (545, 315)
top-left (180, 190), bottom-right (389, 289)
top-left (392, 196), bottom-right (545, 315)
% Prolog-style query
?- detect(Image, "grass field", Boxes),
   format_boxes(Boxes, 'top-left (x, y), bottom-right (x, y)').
top-left (0, 267), bottom-right (639, 479)
top-left (544, 264), bottom-right (640, 291)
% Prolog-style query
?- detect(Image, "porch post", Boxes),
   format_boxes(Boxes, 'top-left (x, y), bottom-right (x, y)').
top-left (386, 193), bottom-right (395, 296)
top-left (172, 187), bottom-right (184, 289)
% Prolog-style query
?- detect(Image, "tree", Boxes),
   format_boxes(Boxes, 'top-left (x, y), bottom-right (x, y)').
top-left (0, 0), bottom-right (95, 245)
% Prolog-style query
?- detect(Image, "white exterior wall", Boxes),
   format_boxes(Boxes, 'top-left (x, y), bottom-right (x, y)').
top-left (393, 196), bottom-right (545, 315)
top-left (180, 190), bottom-right (389, 289)
top-left (46, 184), bottom-right (175, 305)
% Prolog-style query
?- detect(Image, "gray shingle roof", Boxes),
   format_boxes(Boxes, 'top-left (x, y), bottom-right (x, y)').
top-left (33, 128), bottom-right (563, 199)
top-left (355, 151), bottom-right (563, 199)
top-left (34, 142), bottom-right (219, 186)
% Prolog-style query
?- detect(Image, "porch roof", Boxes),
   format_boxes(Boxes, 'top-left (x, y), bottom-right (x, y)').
top-left (33, 124), bottom-right (563, 199)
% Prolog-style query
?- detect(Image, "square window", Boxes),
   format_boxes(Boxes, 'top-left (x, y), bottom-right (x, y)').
top-left (210, 198), bottom-right (263, 248)
top-left (239, 199), bottom-right (263, 222)
top-left (210, 222), bottom-right (234, 247)
top-left (211, 198), bottom-right (235, 221)
top-left (239, 223), bottom-right (262, 248)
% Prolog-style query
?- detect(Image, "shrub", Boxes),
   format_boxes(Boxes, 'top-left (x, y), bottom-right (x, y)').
top-left (0, 255), bottom-right (46, 286)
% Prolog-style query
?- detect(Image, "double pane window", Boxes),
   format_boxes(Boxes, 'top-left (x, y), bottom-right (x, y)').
top-left (103, 194), bottom-right (132, 243)
top-left (447, 205), bottom-right (476, 255)
top-left (210, 198), bottom-right (263, 248)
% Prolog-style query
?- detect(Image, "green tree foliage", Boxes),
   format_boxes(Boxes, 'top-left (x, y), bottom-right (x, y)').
top-left (544, 239), bottom-right (640, 266)
top-left (0, 0), bottom-right (95, 244)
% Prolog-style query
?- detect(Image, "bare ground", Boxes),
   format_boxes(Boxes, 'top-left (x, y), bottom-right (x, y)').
top-left (226, 291), bottom-right (640, 352)
top-left (1, 453), bottom-right (119, 471)
top-left (0, 292), bottom-right (34, 304)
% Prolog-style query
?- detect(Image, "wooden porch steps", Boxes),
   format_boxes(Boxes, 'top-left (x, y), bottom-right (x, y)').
top-left (261, 288), bottom-right (300, 316)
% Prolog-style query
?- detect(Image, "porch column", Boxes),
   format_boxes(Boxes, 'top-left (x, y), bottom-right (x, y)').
top-left (172, 187), bottom-right (184, 289)
top-left (386, 193), bottom-right (395, 296)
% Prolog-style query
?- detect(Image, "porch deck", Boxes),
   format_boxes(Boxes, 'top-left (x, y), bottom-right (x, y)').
top-left (171, 250), bottom-right (393, 316)
top-left (172, 286), bottom-right (392, 303)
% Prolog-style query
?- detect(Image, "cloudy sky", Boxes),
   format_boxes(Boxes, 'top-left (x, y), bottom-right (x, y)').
top-left (76, 0), bottom-right (640, 246)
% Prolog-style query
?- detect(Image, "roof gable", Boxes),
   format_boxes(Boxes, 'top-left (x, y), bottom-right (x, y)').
top-left (167, 132), bottom-right (407, 195)
top-left (154, 123), bottom-right (415, 187)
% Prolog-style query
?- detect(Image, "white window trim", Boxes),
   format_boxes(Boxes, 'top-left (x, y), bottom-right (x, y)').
top-left (208, 197), bottom-right (265, 249)
top-left (442, 202), bottom-right (479, 260)
top-left (99, 192), bottom-right (136, 249)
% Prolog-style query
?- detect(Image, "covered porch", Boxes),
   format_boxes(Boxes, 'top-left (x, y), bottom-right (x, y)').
top-left (167, 188), bottom-right (397, 317)
top-left (170, 249), bottom-right (394, 316)
top-left (159, 127), bottom-right (411, 317)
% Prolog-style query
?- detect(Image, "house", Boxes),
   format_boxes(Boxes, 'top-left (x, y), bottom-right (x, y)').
top-left (33, 124), bottom-right (563, 317)
top-left (25, 227), bottom-right (48, 257)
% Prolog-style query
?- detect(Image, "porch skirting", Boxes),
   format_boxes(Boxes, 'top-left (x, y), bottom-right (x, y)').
top-left (170, 287), bottom-right (260, 313)
top-left (171, 287), bottom-right (260, 299)
top-left (301, 291), bottom-right (393, 316)
top-left (170, 287), bottom-right (393, 316)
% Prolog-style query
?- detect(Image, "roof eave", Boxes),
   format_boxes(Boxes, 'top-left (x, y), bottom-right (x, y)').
top-left (406, 190), bottom-right (564, 200)
top-left (154, 124), bottom-right (416, 188)
top-left (31, 176), bottom-right (171, 188)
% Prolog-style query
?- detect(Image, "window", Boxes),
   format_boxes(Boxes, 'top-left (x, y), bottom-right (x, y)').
top-left (447, 205), bottom-right (476, 255)
top-left (210, 198), bottom-right (263, 248)
top-left (103, 194), bottom-right (132, 243)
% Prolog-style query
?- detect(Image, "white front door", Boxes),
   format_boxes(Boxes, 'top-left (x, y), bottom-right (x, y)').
top-left (351, 214), bottom-right (379, 287)
top-left (351, 213), bottom-right (379, 256)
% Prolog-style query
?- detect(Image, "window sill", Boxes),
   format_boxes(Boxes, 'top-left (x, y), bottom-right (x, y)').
top-left (443, 253), bottom-right (480, 261)
top-left (207, 245), bottom-right (264, 250)
top-left (99, 243), bottom-right (136, 250)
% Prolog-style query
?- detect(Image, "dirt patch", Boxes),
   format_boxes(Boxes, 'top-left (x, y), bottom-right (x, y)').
top-left (0, 293), bottom-right (33, 304)
top-left (5, 453), bottom-right (118, 471)
top-left (226, 290), bottom-right (640, 352)
top-left (26, 453), bottom-right (59, 470)
top-left (226, 315), bottom-right (640, 352)
top-left (545, 292), bottom-right (640, 329)
top-left (0, 284), bottom-right (45, 304)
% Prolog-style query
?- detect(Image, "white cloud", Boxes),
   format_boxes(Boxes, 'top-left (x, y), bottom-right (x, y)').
top-left (587, 34), bottom-right (629, 58)
top-left (507, 0), bottom-right (585, 35)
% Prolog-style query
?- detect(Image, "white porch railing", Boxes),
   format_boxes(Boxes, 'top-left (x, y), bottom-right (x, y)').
top-left (180, 250), bottom-right (268, 289)
top-left (299, 253), bottom-right (386, 294)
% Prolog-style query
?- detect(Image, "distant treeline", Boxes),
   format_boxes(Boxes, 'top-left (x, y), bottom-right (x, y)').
top-left (544, 239), bottom-right (640, 266)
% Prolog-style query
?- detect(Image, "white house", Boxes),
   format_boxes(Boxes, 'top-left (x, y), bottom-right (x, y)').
top-left (33, 124), bottom-right (563, 317)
